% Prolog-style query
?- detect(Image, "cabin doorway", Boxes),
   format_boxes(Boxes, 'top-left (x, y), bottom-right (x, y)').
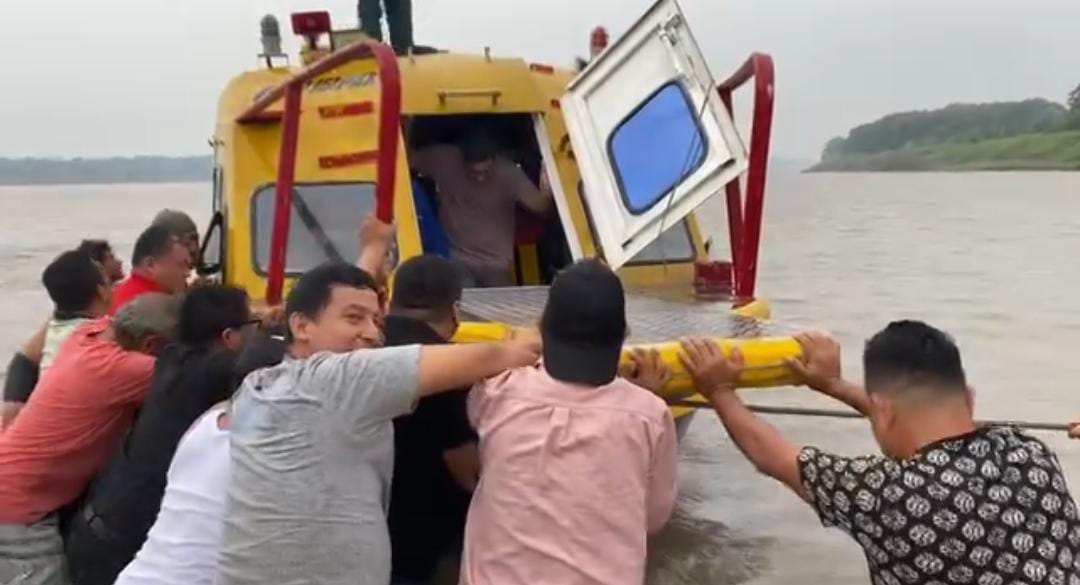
top-left (403, 113), bottom-right (572, 286)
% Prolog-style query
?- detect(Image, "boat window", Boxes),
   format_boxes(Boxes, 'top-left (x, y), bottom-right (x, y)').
top-left (629, 221), bottom-right (695, 265)
top-left (198, 212), bottom-right (224, 276)
top-left (607, 82), bottom-right (707, 215)
top-left (251, 182), bottom-right (374, 274)
top-left (577, 180), bottom-right (694, 264)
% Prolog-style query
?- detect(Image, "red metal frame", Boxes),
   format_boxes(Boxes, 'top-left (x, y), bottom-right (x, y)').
top-left (717, 53), bottom-right (775, 301)
top-left (237, 40), bottom-right (402, 306)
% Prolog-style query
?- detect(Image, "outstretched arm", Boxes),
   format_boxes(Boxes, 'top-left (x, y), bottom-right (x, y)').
top-left (323, 337), bottom-right (541, 428)
top-left (680, 339), bottom-right (807, 500)
top-left (417, 339), bottom-right (539, 397)
top-left (357, 214), bottom-right (395, 282)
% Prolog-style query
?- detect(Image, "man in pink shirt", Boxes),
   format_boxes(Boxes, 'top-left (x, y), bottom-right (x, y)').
top-left (0, 293), bottom-right (179, 585)
top-left (462, 259), bottom-right (678, 585)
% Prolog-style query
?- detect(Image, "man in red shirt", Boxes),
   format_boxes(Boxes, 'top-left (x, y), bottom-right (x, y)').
top-left (109, 225), bottom-right (191, 315)
top-left (0, 293), bottom-right (180, 585)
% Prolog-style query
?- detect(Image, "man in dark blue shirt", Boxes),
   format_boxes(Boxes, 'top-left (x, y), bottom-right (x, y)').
top-left (385, 255), bottom-right (478, 585)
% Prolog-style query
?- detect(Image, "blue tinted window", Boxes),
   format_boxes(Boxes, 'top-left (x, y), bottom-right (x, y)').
top-left (609, 83), bottom-right (706, 214)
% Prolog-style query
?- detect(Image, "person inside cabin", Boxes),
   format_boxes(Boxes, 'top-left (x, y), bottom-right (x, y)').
top-left (214, 217), bottom-right (542, 585)
top-left (65, 285), bottom-right (259, 585)
top-left (1, 250), bottom-right (112, 431)
top-left (0, 294), bottom-right (179, 585)
top-left (385, 255), bottom-right (479, 585)
top-left (109, 301), bottom-right (288, 585)
top-left (409, 128), bottom-right (554, 288)
top-left (680, 323), bottom-right (1080, 585)
top-left (460, 259), bottom-right (678, 585)
top-left (358, 0), bottom-right (413, 54)
top-left (110, 225), bottom-right (191, 315)
top-left (77, 239), bottom-right (126, 285)
top-left (151, 209), bottom-right (200, 268)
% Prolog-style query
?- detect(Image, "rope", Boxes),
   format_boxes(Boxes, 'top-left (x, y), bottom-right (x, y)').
top-left (667, 400), bottom-right (1073, 433)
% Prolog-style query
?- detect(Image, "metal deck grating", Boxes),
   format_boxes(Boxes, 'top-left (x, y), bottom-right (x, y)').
top-left (460, 286), bottom-right (775, 343)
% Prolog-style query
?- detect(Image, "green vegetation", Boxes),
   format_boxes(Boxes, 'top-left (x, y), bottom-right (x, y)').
top-left (812, 95), bottom-right (1080, 172)
top-left (811, 130), bottom-right (1080, 172)
top-left (0, 156), bottom-right (211, 186)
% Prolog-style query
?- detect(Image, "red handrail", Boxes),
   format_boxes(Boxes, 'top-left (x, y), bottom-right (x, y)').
top-left (238, 40), bottom-right (402, 306)
top-left (716, 53), bottom-right (775, 301)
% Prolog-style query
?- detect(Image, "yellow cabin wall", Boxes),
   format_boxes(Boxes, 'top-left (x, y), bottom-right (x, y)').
top-left (216, 52), bottom-right (713, 301)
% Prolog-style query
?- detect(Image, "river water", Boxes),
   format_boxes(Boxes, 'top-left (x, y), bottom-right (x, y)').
top-left (1, 172), bottom-right (1080, 583)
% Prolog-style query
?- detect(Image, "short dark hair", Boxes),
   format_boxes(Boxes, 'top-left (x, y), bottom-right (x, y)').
top-left (132, 225), bottom-right (178, 266)
top-left (284, 262), bottom-right (379, 343)
top-left (863, 320), bottom-right (967, 395)
top-left (179, 285), bottom-right (251, 347)
top-left (77, 239), bottom-right (112, 264)
top-left (390, 255), bottom-right (462, 322)
top-left (461, 129), bottom-right (499, 164)
top-left (41, 250), bottom-right (104, 314)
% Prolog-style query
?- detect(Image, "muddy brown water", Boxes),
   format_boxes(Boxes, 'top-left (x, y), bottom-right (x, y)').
top-left (2, 172), bottom-right (1080, 583)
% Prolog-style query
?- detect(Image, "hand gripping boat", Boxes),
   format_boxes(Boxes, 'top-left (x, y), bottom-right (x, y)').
top-left (200, 0), bottom-right (802, 418)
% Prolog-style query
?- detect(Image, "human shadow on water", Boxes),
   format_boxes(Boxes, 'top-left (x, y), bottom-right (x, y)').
top-left (646, 506), bottom-right (774, 585)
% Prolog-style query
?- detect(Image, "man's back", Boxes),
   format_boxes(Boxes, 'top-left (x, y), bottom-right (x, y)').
top-left (384, 315), bottom-right (475, 581)
top-left (216, 346), bottom-right (420, 585)
top-left (798, 426), bottom-right (1080, 584)
top-left (462, 365), bottom-right (677, 585)
top-left (66, 345), bottom-right (237, 585)
top-left (0, 319), bottom-right (153, 524)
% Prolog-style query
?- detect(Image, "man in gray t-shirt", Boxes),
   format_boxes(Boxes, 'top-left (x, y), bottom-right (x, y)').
top-left (410, 130), bottom-right (553, 287)
top-left (216, 228), bottom-right (540, 585)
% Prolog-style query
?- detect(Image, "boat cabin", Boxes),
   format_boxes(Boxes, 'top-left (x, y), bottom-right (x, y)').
top-left (203, 0), bottom-right (771, 300)
top-left (201, 0), bottom-right (796, 396)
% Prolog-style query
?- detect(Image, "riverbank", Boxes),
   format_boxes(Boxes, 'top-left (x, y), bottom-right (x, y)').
top-left (0, 156), bottom-right (210, 185)
top-left (808, 130), bottom-right (1080, 172)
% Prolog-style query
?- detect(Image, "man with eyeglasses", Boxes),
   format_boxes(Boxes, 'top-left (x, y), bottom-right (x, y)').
top-left (65, 285), bottom-right (262, 585)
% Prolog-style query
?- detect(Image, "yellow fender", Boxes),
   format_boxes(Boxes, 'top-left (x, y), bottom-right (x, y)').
top-left (453, 321), bottom-right (802, 397)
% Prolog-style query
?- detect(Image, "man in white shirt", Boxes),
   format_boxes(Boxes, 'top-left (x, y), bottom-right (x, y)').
top-left (112, 404), bottom-right (230, 585)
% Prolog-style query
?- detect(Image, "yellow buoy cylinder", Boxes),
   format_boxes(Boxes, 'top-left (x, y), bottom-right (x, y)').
top-left (452, 321), bottom-right (802, 397)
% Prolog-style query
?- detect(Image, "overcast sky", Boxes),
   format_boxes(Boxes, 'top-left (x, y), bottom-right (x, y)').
top-left (2, 0), bottom-right (1077, 160)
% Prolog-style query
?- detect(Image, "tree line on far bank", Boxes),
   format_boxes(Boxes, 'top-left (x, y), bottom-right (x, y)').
top-left (0, 156), bottom-right (211, 186)
top-left (822, 84), bottom-right (1080, 161)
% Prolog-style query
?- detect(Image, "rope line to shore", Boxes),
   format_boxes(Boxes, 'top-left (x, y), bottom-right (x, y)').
top-left (667, 400), bottom-right (1073, 432)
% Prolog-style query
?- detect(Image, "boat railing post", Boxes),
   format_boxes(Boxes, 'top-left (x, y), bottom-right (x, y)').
top-left (240, 39), bottom-right (403, 306)
top-left (717, 53), bottom-right (775, 302)
top-left (265, 82), bottom-right (304, 307)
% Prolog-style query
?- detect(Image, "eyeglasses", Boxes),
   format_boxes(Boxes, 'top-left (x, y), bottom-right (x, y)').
top-left (229, 318), bottom-right (263, 331)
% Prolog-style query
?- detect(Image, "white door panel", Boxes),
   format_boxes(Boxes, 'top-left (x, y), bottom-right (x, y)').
top-left (561, 0), bottom-right (748, 268)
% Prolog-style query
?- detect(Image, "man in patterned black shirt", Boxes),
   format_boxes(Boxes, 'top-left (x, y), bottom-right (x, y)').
top-left (680, 321), bottom-right (1080, 585)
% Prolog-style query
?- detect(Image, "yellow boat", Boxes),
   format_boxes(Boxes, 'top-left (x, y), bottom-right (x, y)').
top-left (198, 0), bottom-right (802, 420)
